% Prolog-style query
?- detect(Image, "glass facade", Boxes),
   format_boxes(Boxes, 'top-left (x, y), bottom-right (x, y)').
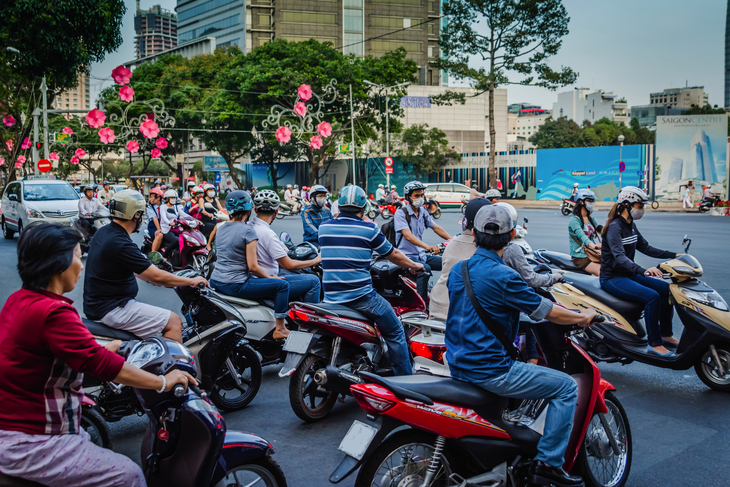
top-left (178, 15), bottom-right (239, 42)
top-left (177, 0), bottom-right (238, 22)
top-left (371, 40), bottom-right (421, 52)
top-left (371, 0), bottom-right (422, 4)
top-left (281, 11), bottom-right (336, 24)
top-left (344, 1), bottom-right (363, 56)
top-left (372, 16), bottom-right (421, 29)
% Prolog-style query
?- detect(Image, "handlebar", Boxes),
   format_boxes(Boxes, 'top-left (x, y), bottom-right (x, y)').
top-left (172, 382), bottom-right (207, 399)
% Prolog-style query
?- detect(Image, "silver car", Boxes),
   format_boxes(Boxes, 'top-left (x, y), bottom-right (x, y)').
top-left (2, 179), bottom-right (80, 239)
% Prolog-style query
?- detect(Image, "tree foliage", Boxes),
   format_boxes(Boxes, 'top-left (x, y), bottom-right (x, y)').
top-left (529, 117), bottom-right (654, 149)
top-left (396, 124), bottom-right (461, 180)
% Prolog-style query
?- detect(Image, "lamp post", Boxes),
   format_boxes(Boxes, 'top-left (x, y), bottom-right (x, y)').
top-left (363, 80), bottom-right (410, 188)
top-left (618, 134), bottom-right (625, 189)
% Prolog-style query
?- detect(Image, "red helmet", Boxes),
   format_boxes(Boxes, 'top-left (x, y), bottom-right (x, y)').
top-left (150, 188), bottom-right (164, 197)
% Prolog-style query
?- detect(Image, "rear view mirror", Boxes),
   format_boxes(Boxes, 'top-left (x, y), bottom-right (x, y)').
top-left (8, 194), bottom-right (18, 202)
top-left (167, 207), bottom-right (177, 214)
top-left (204, 203), bottom-right (216, 211)
top-left (148, 252), bottom-right (163, 265)
top-left (279, 232), bottom-right (291, 243)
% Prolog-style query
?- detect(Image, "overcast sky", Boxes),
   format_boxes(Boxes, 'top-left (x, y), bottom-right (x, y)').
top-left (91, 0), bottom-right (727, 109)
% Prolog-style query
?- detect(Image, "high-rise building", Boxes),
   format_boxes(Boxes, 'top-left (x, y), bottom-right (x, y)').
top-left (134, 2), bottom-right (178, 59)
top-left (51, 71), bottom-right (91, 111)
top-left (649, 86), bottom-right (708, 110)
top-left (725, 0), bottom-right (730, 107)
top-left (552, 88), bottom-right (628, 125)
top-left (176, 0), bottom-right (246, 50)
top-left (686, 129), bottom-right (717, 182)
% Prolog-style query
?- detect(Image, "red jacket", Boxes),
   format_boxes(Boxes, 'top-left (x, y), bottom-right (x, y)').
top-left (0, 289), bottom-right (125, 435)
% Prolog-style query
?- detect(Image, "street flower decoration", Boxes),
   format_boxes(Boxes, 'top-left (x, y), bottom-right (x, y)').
top-left (310, 135), bottom-right (323, 150)
top-left (317, 121), bottom-right (332, 138)
top-left (298, 84), bottom-right (312, 101)
top-left (275, 126), bottom-right (292, 143)
top-left (294, 102), bottom-right (307, 117)
top-left (86, 109), bottom-right (106, 128)
top-left (21, 137), bottom-right (31, 150)
top-left (112, 65), bottom-right (132, 85)
top-left (151, 148), bottom-right (161, 159)
top-left (2, 115), bottom-right (14, 127)
top-left (16, 156), bottom-right (26, 166)
top-left (119, 85), bottom-right (134, 102)
top-left (5, 140), bottom-right (13, 151)
top-left (62, 127), bottom-right (73, 135)
top-left (139, 120), bottom-right (160, 139)
top-left (74, 148), bottom-right (86, 158)
top-left (98, 127), bottom-right (116, 144)
top-left (0, 158), bottom-right (4, 166)
top-left (155, 137), bottom-right (168, 149)
top-left (70, 156), bottom-right (80, 165)
top-left (49, 152), bottom-right (59, 161)
top-left (126, 140), bottom-right (140, 153)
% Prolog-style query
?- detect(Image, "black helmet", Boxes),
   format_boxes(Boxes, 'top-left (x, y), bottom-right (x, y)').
top-left (403, 181), bottom-right (426, 198)
top-left (225, 190), bottom-right (253, 215)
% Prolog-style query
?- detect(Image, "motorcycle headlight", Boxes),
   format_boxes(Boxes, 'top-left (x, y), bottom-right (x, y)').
top-left (26, 207), bottom-right (44, 218)
top-left (127, 340), bottom-right (165, 368)
top-left (681, 288), bottom-right (729, 311)
top-left (183, 234), bottom-right (201, 245)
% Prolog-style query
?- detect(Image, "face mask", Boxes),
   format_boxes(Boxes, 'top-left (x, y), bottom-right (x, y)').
top-left (207, 190), bottom-right (215, 197)
top-left (585, 202), bottom-right (594, 213)
top-left (132, 212), bottom-right (144, 233)
top-left (412, 197), bottom-right (424, 208)
top-left (630, 207), bottom-right (645, 220)
top-left (169, 199), bottom-right (177, 205)
top-left (315, 197), bottom-right (327, 207)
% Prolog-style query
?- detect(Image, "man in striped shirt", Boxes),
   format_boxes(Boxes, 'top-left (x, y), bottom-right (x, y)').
top-left (319, 185), bottom-right (423, 375)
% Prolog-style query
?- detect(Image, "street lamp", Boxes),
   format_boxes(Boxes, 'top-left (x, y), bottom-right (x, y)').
top-left (363, 80), bottom-right (410, 188)
top-left (618, 134), bottom-right (625, 189)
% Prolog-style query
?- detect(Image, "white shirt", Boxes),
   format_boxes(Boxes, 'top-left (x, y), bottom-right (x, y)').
top-left (284, 189), bottom-right (292, 201)
top-left (250, 216), bottom-right (288, 276)
top-left (330, 200), bottom-right (339, 216)
top-left (78, 196), bottom-right (105, 216)
top-left (159, 204), bottom-right (193, 234)
top-left (292, 189), bottom-right (300, 198)
top-left (97, 188), bottom-right (115, 204)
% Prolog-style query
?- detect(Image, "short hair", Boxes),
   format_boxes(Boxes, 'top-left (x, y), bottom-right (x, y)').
top-left (339, 206), bottom-right (361, 214)
top-left (255, 208), bottom-right (276, 217)
top-left (17, 223), bottom-right (82, 290)
top-left (474, 226), bottom-right (512, 251)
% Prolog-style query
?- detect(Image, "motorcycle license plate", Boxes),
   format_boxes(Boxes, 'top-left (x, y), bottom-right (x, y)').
top-left (283, 331), bottom-right (313, 354)
top-left (338, 420), bottom-right (379, 461)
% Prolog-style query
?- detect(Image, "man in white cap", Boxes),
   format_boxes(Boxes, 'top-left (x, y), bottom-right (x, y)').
top-left (375, 183), bottom-right (386, 204)
top-left (284, 184), bottom-right (300, 212)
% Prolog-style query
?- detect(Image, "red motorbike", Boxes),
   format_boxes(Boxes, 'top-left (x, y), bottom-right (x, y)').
top-left (142, 217), bottom-right (211, 277)
top-left (330, 317), bottom-right (632, 487)
top-left (279, 259), bottom-right (427, 422)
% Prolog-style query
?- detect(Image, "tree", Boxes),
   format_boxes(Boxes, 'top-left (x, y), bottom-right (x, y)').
top-left (397, 124), bottom-right (461, 180)
top-left (530, 116), bottom-right (655, 149)
top-left (437, 0), bottom-right (577, 188)
top-left (529, 117), bottom-right (581, 148)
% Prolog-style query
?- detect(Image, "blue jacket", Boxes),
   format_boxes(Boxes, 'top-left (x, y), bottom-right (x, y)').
top-left (302, 204), bottom-right (333, 244)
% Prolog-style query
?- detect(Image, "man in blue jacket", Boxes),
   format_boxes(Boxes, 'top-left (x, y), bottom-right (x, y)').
top-left (302, 185), bottom-right (333, 245)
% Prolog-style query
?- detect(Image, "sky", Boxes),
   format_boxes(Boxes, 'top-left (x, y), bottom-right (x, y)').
top-left (91, 0), bottom-right (728, 110)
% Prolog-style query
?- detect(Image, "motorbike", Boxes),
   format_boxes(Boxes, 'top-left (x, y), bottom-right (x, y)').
top-left (460, 197), bottom-right (469, 214)
top-left (330, 315), bottom-right (632, 487)
top-left (426, 198), bottom-right (442, 219)
top-left (81, 395), bottom-right (113, 449)
top-left (142, 211), bottom-right (210, 276)
top-left (71, 207), bottom-right (111, 253)
top-left (513, 217), bottom-right (532, 255)
top-left (279, 260), bottom-right (428, 422)
top-left (699, 193), bottom-right (721, 213)
top-left (377, 202), bottom-right (398, 220)
top-left (276, 200), bottom-right (302, 219)
top-left (560, 197), bottom-right (575, 216)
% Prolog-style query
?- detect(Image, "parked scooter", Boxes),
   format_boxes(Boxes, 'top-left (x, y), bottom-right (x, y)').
top-left (699, 193), bottom-right (721, 213)
top-left (330, 316), bottom-right (632, 487)
top-left (560, 197), bottom-right (575, 216)
top-left (275, 200), bottom-right (302, 219)
top-left (141, 212), bottom-right (210, 276)
top-left (71, 207), bottom-right (111, 254)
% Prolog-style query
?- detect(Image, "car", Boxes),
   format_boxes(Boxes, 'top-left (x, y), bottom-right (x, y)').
top-left (111, 184), bottom-right (127, 193)
top-left (2, 179), bottom-right (81, 239)
top-left (423, 182), bottom-right (471, 208)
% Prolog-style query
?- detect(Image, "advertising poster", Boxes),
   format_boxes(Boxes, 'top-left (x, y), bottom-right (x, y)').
top-left (536, 145), bottom-right (646, 201)
top-left (250, 162), bottom-right (297, 190)
top-left (654, 114), bottom-right (728, 201)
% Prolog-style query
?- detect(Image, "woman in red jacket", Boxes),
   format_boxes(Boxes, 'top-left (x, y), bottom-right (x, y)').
top-left (0, 223), bottom-right (196, 486)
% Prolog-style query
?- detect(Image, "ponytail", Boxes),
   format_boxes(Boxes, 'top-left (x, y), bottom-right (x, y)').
top-left (601, 203), bottom-right (623, 238)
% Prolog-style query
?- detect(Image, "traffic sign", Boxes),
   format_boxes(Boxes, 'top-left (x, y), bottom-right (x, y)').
top-left (637, 170), bottom-right (645, 176)
top-left (339, 144), bottom-right (350, 154)
top-left (37, 159), bottom-right (51, 173)
top-left (384, 157), bottom-right (394, 167)
top-left (618, 161), bottom-right (626, 173)
top-left (214, 172), bottom-right (222, 184)
top-left (385, 167), bottom-right (393, 175)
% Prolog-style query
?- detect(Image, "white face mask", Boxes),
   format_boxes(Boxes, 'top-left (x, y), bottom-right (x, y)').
top-left (585, 202), bottom-right (595, 213)
top-left (206, 190), bottom-right (215, 197)
top-left (169, 199), bottom-right (177, 205)
top-left (411, 197), bottom-right (424, 208)
top-left (630, 207), bottom-right (645, 220)
top-left (315, 197), bottom-right (327, 207)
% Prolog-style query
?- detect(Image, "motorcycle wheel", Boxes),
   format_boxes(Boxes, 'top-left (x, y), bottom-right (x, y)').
top-left (575, 391), bottom-right (632, 487)
top-left (460, 205), bottom-right (466, 215)
top-left (209, 344), bottom-right (263, 411)
top-left (699, 205), bottom-right (709, 213)
top-left (694, 343), bottom-right (730, 392)
top-left (651, 201), bottom-right (659, 209)
top-left (366, 210), bottom-right (377, 220)
top-left (223, 456), bottom-right (287, 487)
top-left (381, 208), bottom-right (393, 220)
top-left (289, 353), bottom-right (337, 422)
top-left (561, 205), bottom-right (572, 216)
top-left (432, 208), bottom-right (442, 219)
top-left (275, 212), bottom-right (286, 219)
top-left (356, 430), bottom-right (455, 487)
top-left (80, 405), bottom-right (113, 450)
top-left (192, 254), bottom-right (209, 278)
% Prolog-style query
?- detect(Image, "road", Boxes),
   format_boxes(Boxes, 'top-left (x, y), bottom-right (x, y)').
top-left (0, 208), bottom-right (728, 486)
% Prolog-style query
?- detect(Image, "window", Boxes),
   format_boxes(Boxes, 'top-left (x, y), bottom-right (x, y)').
top-left (428, 22), bottom-right (437, 36)
top-left (428, 46), bottom-right (433, 57)
top-left (177, 0), bottom-right (238, 22)
top-left (259, 37), bottom-right (270, 46)
top-left (371, 40), bottom-right (421, 52)
top-left (372, 17), bottom-right (421, 29)
top-left (428, 1), bottom-right (437, 12)
top-left (344, 9), bottom-right (362, 31)
top-left (344, 33), bottom-right (363, 56)
top-left (258, 14), bottom-right (271, 27)
top-left (372, 0), bottom-right (421, 4)
top-left (178, 15), bottom-right (239, 42)
top-left (344, 0), bottom-right (362, 6)
top-left (282, 11), bottom-right (336, 24)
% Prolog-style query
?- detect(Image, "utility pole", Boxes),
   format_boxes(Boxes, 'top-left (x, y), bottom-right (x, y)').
top-left (32, 108), bottom-right (41, 176)
top-left (42, 75), bottom-right (49, 160)
top-left (349, 84), bottom-right (356, 187)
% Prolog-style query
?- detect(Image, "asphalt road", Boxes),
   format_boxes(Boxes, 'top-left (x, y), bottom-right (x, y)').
top-left (0, 208), bottom-right (728, 487)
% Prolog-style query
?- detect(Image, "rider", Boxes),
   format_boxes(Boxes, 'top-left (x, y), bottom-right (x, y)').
top-left (319, 185), bottom-right (423, 376)
top-left (147, 187), bottom-right (165, 253)
top-left (182, 180), bottom-right (196, 209)
top-left (469, 183), bottom-right (485, 200)
top-left (97, 180), bottom-right (115, 206)
top-left (388, 184), bottom-right (402, 209)
top-left (445, 204), bottom-right (598, 487)
top-left (209, 190), bottom-right (292, 339)
top-left (83, 190), bottom-right (207, 343)
top-left (197, 184), bottom-right (224, 238)
top-left (569, 188), bottom-right (602, 276)
top-left (600, 186), bottom-right (679, 356)
top-left (375, 183), bottom-right (386, 203)
top-left (485, 188), bottom-right (501, 203)
top-left (78, 184), bottom-right (105, 238)
top-left (302, 184), bottom-right (333, 245)
top-left (284, 184), bottom-right (300, 213)
top-left (159, 189), bottom-right (195, 261)
top-left (394, 181), bottom-right (451, 305)
top-left (250, 189), bottom-right (322, 303)
top-left (570, 182), bottom-right (579, 200)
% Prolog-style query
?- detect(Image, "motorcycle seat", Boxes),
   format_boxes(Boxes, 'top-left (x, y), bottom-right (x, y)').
top-left (295, 302), bottom-right (372, 323)
top-left (83, 318), bottom-right (140, 341)
top-left (216, 293), bottom-right (276, 309)
top-left (541, 251), bottom-right (585, 274)
top-left (0, 473), bottom-right (45, 486)
top-left (366, 373), bottom-right (503, 408)
top-left (564, 274), bottom-right (643, 317)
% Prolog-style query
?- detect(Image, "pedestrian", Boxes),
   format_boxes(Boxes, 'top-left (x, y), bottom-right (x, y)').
top-left (682, 183), bottom-right (691, 209)
top-left (687, 181), bottom-right (695, 208)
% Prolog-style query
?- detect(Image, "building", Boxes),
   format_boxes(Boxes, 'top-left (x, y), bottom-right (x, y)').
top-left (51, 71), bottom-right (91, 110)
top-left (508, 102), bottom-right (547, 117)
top-left (629, 104), bottom-right (683, 128)
top-left (176, 0), bottom-right (245, 50)
top-left (125, 37), bottom-right (217, 69)
top-left (552, 88), bottom-right (628, 126)
top-left (134, 2), bottom-right (177, 59)
top-left (726, 0), bottom-right (730, 107)
top-left (514, 113), bottom-right (550, 140)
top-left (649, 86), bottom-right (708, 110)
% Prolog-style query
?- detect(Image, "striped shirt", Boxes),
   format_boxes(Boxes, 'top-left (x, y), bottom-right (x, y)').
top-left (319, 214), bottom-right (394, 303)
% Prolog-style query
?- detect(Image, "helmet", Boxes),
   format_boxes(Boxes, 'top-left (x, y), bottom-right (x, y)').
top-left (203, 184), bottom-right (215, 191)
top-left (109, 189), bottom-right (146, 220)
top-left (187, 181), bottom-right (195, 187)
top-left (154, 179), bottom-right (162, 186)
top-left (617, 186), bottom-right (648, 205)
top-left (575, 189), bottom-right (596, 202)
top-left (103, 180), bottom-right (109, 185)
top-left (485, 189), bottom-right (501, 199)
top-left (84, 184), bottom-right (97, 193)
top-left (404, 181), bottom-right (426, 198)
top-left (164, 189), bottom-right (177, 199)
top-left (390, 185), bottom-right (396, 190)
top-left (253, 189), bottom-right (280, 210)
top-left (294, 184), bottom-right (299, 188)
top-left (309, 184), bottom-right (327, 196)
top-left (287, 184), bottom-right (292, 188)
top-left (493, 202), bottom-right (518, 228)
top-left (378, 184), bottom-right (384, 188)
top-left (150, 188), bottom-right (164, 197)
top-left (192, 186), bottom-right (203, 194)
top-left (338, 185), bottom-right (367, 210)
top-left (225, 190), bottom-right (253, 214)
top-left (573, 183), bottom-right (580, 188)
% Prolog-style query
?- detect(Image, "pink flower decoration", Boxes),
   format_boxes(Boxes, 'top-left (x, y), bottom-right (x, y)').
top-left (2, 115), bottom-right (15, 127)
top-left (275, 126), bottom-right (292, 144)
top-left (86, 108), bottom-right (106, 128)
top-left (6, 140), bottom-right (13, 151)
top-left (21, 137), bottom-right (31, 150)
top-left (155, 137), bottom-right (168, 149)
top-left (119, 85), bottom-right (134, 102)
top-left (62, 127), bottom-right (73, 135)
top-left (75, 148), bottom-right (86, 158)
top-left (0, 158), bottom-right (3, 166)
top-left (49, 152), bottom-right (59, 161)
top-left (298, 84), bottom-right (313, 102)
top-left (98, 127), bottom-right (116, 144)
top-left (294, 102), bottom-right (307, 117)
top-left (310, 135), bottom-right (323, 150)
top-left (15, 161), bottom-right (21, 169)
top-left (111, 65), bottom-right (132, 85)
top-left (17, 155), bottom-right (26, 165)
top-left (317, 121), bottom-right (332, 138)
top-left (139, 120), bottom-right (160, 139)
top-left (70, 156), bottom-right (80, 165)
top-left (151, 148), bottom-right (161, 159)
top-left (126, 140), bottom-right (140, 153)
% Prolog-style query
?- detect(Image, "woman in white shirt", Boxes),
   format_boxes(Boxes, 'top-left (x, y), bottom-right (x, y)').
top-left (159, 189), bottom-right (194, 259)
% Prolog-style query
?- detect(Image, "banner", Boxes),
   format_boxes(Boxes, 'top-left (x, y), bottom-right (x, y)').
top-left (655, 114), bottom-right (728, 201)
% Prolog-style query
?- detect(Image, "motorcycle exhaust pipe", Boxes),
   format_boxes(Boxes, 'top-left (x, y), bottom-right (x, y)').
top-left (313, 365), bottom-right (364, 394)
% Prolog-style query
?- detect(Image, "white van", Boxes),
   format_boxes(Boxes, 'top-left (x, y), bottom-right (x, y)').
top-left (423, 182), bottom-right (471, 208)
top-left (2, 179), bottom-right (80, 239)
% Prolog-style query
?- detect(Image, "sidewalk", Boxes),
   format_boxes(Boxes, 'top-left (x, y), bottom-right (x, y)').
top-left (505, 199), bottom-right (699, 213)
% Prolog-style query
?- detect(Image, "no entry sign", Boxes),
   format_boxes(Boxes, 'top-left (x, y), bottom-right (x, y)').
top-left (384, 157), bottom-right (394, 167)
top-left (37, 159), bottom-right (52, 173)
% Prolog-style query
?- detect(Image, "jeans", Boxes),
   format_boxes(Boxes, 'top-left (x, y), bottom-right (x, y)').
top-left (211, 278), bottom-right (290, 319)
top-left (477, 361), bottom-right (578, 467)
top-left (283, 273), bottom-right (321, 303)
top-left (417, 254), bottom-right (443, 305)
top-left (600, 274), bottom-right (673, 347)
top-left (347, 290), bottom-right (413, 376)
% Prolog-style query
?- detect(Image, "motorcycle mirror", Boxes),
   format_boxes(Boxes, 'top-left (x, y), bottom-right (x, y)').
top-left (523, 217), bottom-right (528, 224)
top-left (204, 203), bottom-right (215, 211)
top-left (682, 234), bottom-right (691, 253)
top-left (167, 207), bottom-right (177, 214)
top-left (279, 232), bottom-right (291, 243)
top-left (147, 252), bottom-right (163, 265)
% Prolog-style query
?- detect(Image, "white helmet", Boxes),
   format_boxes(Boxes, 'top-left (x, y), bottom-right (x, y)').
top-left (573, 183), bottom-right (580, 188)
top-left (617, 186), bottom-right (648, 205)
top-left (164, 189), bottom-right (177, 199)
top-left (575, 189), bottom-right (596, 202)
top-left (485, 189), bottom-right (501, 199)
top-left (253, 189), bottom-right (280, 210)
top-left (493, 202), bottom-right (517, 228)
top-left (378, 184), bottom-right (384, 188)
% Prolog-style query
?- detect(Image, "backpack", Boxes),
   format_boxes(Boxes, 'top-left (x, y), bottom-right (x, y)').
top-left (381, 208), bottom-right (412, 247)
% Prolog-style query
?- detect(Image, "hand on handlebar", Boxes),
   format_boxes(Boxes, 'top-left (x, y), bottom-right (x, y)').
top-left (578, 309), bottom-right (600, 328)
top-left (164, 369), bottom-right (198, 393)
top-left (189, 276), bottom-right (209, 288)
top-left (427, 245), bottom-right (441, 255)
top-left (644, 267), bottom-right (663, 278)
top-left (408, 262), bottom-right (425, 275)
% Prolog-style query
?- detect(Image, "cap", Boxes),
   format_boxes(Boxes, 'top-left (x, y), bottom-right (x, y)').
top-left (463, 198), bottom-right (491, 230)
top-left (474, 205), bottom-right (515, 235)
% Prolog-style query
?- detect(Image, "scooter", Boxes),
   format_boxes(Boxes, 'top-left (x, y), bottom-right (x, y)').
top-left (698, 193), bottom-right (721, 213)
top-left (551, 237), bottom-right (730, 392)
top-left (71, 207), bottom-right (111, 253)
top-left (460, 196), bottom-right (469, 214)
top-left (275, 200), bottom-right (302, 219)
top-left (81, 395), bottom-right (113, 449)
top-left (560, 197), bottom-right (575, 216)
top-left (142, 212), bottom-right (210, 276)
top-left (330, 316), bottom-right (632, 487)
top-left (378, 202), bottom-right (398, 220)
top-left (426, 198), bottom-right (442, 219)
top-left (279, 261), bottom-right (427, 422)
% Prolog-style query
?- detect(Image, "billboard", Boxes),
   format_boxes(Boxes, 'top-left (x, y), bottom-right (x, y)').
top-left (250, 162), bottom-right (298, 189)
top-left (203, 155), bottom-right (244, 172)
top-left (655, 114), bottom-right (728, 200)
